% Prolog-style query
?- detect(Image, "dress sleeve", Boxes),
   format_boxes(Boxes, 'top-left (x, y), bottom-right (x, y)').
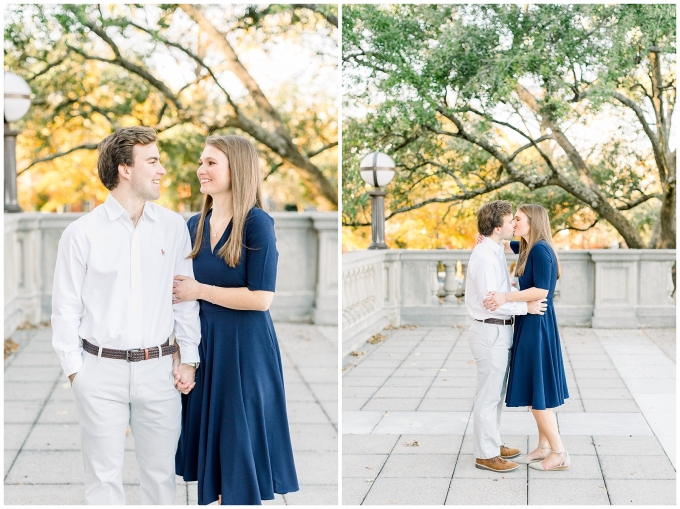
top-left (531, 242), bottom-right (554, 291)
top-left (245, 209), bottom-right (278, 292)
top-left (510, 241), bottom-right (520, 254)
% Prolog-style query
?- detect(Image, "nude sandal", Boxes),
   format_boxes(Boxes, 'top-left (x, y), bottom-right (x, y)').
top-left (528, 450), bottom-right (570, 471)
top-left (515, 445), bottom-right (550, 464)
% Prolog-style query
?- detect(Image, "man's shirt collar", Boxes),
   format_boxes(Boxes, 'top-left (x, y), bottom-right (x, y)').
top-left (103, 193), bottom-right (157, 222)
top-left (482, 236), bottom-right (503, 255)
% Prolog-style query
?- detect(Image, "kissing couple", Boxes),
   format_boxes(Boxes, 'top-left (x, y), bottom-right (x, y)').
top-left (465, 200), bottom-right (570, 473)
top-left (51, 127), bottom-right (299, 505)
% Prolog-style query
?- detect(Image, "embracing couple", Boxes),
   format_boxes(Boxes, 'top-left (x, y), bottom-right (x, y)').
top-left (51, 127), bottom-right (299, 505)
top-left (465, 200), bottom-right (570, 473)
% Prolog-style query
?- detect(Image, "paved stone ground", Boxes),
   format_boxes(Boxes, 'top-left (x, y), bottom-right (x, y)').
top-left (342, 326), bottom-right (676, 505)
top-left (5, 323), bottom-right (338, 505)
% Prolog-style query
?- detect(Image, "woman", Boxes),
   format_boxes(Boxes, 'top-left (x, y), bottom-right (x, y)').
top-left (173, 135), bottom-right (299, 504)
top-left (483, 203), bottom-right (570, 471)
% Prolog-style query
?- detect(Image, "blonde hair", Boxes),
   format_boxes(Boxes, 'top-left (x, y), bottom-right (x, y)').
top-left (514, 203), bottom-right (561, 279)
top-left (189, 135), bottom-right (263, 267)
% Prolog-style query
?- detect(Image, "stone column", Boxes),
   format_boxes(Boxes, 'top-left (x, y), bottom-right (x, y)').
top-left (311, 213), bottom-right (338, 325)
top-left (591, 250), bottom-right (640, 328)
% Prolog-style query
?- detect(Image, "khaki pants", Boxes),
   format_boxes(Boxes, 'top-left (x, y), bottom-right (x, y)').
top-left (467, 321), bottom-right (513, 459)
top-left (71, 349), bottom-right (181, 504)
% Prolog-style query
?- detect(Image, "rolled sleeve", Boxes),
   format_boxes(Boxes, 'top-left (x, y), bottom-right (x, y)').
top-left (51, 224), bottom-right (87, 377)
top-left (172, 220), bottom-right (201, 363)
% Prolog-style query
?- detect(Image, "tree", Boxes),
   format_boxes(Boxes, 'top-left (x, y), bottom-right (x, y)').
top-left (343, 4), bottom-right (675, 248)
top-left (5, 4), bottom-right (338, 211)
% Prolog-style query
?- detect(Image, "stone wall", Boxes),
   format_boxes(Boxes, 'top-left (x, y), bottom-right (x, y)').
top-left (342, 249), bottom-right (676, 356)
top-left (4, 211), bottom-right (338, 338)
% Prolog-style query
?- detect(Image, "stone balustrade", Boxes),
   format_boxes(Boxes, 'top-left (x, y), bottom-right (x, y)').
top-left (4, 211), bottom-right (338, 338)
top-left (342, 248), bottom-right (676, 356)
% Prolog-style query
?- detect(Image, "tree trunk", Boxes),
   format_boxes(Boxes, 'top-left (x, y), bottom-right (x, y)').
top-left (658, 181), bottom-right (676, 248)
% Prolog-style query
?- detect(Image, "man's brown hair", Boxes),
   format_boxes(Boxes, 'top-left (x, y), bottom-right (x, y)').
top-left (97, 126), bottom-right (157, 191)
top-left (477, 200), bottom-right (513, 236)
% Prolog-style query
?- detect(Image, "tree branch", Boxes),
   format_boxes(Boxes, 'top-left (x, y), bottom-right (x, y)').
top-left (561, 218), bottom-right (599, 232)
top-left (307, 141), bottom-right (338, 158)
top-left (18, 143), bottom-right (99, 176)
top-left (616, 193), bottom-right (663, 210)
top-left (119, 20), bottom-right (240, 114)
top-left (613, 91), bottom-right (666, 181)
top-left (292, 4), bottom-right (338, 27)
top-left (507, 135), bottom-right (553, 162)
top-left (179, 4), bottom-right (284, 128)
top-left (65, 6), bottom-right (183, 110)
top-left (26, 53), bottom-right (70, 82)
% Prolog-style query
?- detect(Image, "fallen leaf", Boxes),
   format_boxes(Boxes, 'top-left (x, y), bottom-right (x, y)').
top-left (350, 350), bottom-right (365, 357)
top-left (365, 466), bottom-right (373, 470)
top-left (367, 333), bottom-right (386, 345)
top-left (4, 338), bottom-right (20, 359)
top-left (404, 440), bottom-right (419, 447)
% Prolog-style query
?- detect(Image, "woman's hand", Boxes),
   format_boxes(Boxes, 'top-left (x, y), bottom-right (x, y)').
top-left (173, 275), bottom-right (204, 304)
top-left (483, 291), bottom-right (507, 311)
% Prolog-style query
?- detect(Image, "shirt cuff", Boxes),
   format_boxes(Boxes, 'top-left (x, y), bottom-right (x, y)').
top-left (176, 339), bottom-right (200, 364)
top-left (60, 350), bottom-right (83, 378)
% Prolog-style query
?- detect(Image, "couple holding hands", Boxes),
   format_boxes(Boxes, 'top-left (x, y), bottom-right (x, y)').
top-left (465, 200), bottom-right (570, 473)
top-left (51, 127), bottom-right (298, 505)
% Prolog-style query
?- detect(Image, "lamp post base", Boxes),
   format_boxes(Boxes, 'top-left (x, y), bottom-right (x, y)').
top-left (4, 203), bottom-right (22, 213)
top-left (367, 242), bottom-right (389, 250)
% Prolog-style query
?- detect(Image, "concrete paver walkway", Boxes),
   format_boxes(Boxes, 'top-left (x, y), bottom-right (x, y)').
top-left (342, 326), bottom-right (675, 505)
top-left (5, 323), bottom-right (338, 505)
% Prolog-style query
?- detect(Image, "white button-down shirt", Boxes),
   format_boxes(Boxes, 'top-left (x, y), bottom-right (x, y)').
top-left (51, 194), bottom-right (201, 377)
top-left (465, 237), bottom-right (528, 320)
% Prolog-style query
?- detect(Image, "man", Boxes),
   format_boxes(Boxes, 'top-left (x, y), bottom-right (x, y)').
top-left (465, 200), bottom-right (546, 472)
top-left (52, 126), bottom-right (201, 504)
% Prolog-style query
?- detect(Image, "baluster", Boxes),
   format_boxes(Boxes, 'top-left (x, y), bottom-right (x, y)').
top-left (443, 261), bottom-right (458, 302)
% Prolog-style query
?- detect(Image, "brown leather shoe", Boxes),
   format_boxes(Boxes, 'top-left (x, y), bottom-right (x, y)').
top-left (500, 445), bottom-right (521, 459)
top-left (475, 456), bottom-right (519, 472)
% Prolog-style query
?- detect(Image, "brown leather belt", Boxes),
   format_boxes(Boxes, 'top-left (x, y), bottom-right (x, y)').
top-left (475, 318), bottom-right (514, 326)
top-left (82, 338), bottom-right (177, 362)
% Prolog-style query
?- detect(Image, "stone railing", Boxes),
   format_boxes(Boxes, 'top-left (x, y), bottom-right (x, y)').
top-left (342, 249), bottom-right (676, 356)
top-left (4, 211), bottom-right (338, 338)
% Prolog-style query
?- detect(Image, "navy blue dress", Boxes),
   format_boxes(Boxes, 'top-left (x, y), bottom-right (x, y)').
top-left (176, 207), bottom-right (299, 505)
top-left (505, 240), bottom-right (569, 410)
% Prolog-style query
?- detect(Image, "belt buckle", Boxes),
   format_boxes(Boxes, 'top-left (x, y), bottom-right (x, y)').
top-left (126, 349), bottom-right (141, 362)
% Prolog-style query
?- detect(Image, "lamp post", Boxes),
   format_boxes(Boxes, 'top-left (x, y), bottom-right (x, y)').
top-left (5, 72), bottom-right (32, 213)
top-left (359, 151), bottom-right (395, 249)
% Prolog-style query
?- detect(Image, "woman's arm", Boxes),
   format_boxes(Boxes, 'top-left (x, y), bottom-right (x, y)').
top-left (172, 276), bottom-right (273, 311)
top-left (484, 287), bottom-right (548, 309)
